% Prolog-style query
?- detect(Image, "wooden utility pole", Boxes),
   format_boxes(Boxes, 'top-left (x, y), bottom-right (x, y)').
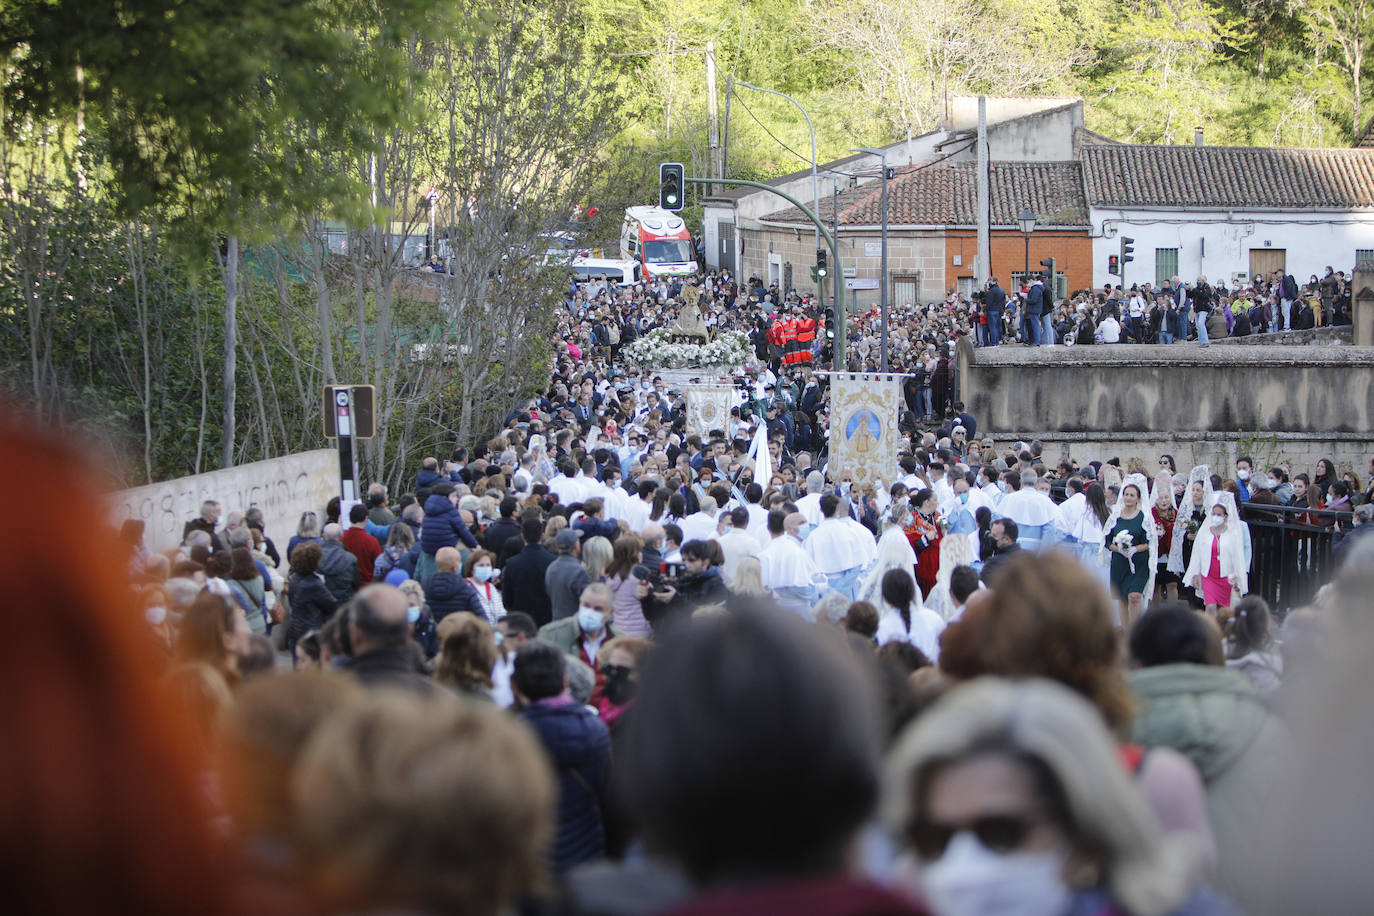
top-left (706, 41), bottom-right (720, 196)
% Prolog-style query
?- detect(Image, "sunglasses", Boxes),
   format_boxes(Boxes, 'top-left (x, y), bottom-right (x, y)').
top-left (906, 813), bottom-right (1042, 860)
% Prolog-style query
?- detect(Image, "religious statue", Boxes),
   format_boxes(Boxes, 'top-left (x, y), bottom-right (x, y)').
top-left (671, 298), bottom-right (709, 340)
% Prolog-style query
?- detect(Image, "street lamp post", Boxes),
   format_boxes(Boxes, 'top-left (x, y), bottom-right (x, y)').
top-left (853, 148), bottom-right (890, 372)
top-left (1018, 207), bottom-right (1037, 286)
top-left (735, 81), bottom-right (820, 261)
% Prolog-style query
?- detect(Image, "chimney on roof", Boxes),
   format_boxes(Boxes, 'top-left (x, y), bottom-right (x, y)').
top-left (1194, 127), bottom-right (1204, 147)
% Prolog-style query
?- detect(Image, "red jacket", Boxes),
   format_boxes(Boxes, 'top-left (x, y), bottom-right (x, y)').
top-left (341, 526), bottom-right (382, 585)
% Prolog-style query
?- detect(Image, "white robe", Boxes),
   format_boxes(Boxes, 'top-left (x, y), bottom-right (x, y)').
top-left (876, 605), bottom-right (947, 662)
top-left (759, 534), bottom-right (822, 590)
top-left (796, 492), bottom-right (825, 528)
top-left (805, 517), bottom-right (878, 574)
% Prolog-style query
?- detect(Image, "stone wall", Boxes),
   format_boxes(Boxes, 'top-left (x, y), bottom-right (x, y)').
top-left (956, 338), bottom-right (1374, 473)
top-left (1211, 326), bottom-right (1351, 347)
top-left (111, 449), bottom-right (339, 555)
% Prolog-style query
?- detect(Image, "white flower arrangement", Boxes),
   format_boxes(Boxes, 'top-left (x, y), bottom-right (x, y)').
top-left (621, 328), bottom-right (752, 370)
top-left (1112, 528), bottom-right (1138, 574)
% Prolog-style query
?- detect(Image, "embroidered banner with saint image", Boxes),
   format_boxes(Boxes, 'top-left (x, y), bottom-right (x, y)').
top-left (829, 373), bottom-right (902, 490)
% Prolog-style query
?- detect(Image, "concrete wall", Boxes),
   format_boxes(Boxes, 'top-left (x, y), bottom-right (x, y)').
top-left (958, 339), bottom-right (1374, 460)
top-left (111, 449), bottom-right (339, 557)
top-left (738, 226), bottom-right (946, 306)
top-left (1089, 209), bottom-right (1374, 289)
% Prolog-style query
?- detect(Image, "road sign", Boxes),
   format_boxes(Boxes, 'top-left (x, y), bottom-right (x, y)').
top-left (323, 385), bottom-right (376, 439)
top-left (425, 187), bottom-right (440, 201)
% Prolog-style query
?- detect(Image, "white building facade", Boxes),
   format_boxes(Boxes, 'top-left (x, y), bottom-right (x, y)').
top-left (1082, 144), bottom-right (1374, 290)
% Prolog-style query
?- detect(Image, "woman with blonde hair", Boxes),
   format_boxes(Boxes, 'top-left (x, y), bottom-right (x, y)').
top-left (730, 555), bottom-right (769, 598)
top-left (542, 515), bottom-right (568, 550)
top-left (434, 614), bottom-right (498, 701)
top-left (581, 535), bottom-right (613, 583)
top-left (883, 678), bottom-right (1223, 916)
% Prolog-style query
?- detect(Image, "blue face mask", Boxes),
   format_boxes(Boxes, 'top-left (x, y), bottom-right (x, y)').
top-left (406, 606), bottom-right (421, 624)
top-left (959, 492), bottom-right (969, 504)
top-left (474, 565), bottom-right (495, 582)
top-left (577, 605), bottom-right (605, 634)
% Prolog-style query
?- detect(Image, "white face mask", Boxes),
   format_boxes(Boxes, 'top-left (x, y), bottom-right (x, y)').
top-left (1237, 468), bottom-right (1251, 481)
top-left (917, 833), bottom-right (1070, 916)
top-left (1209, 514), bottom-right (1226, 529)
top-left (145, 606), bottom-right (167, 626)
top-left (577, 605), bottom-right (605, 634)
top-left (474, 565), bottom-right (495, 582)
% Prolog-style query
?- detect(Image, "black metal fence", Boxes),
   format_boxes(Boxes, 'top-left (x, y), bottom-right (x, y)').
top-left (1239, 503), bottom-right (1353, 617)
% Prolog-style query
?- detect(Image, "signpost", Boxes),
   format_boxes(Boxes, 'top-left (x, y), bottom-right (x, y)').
top-left (425, 186), bottom-right (440, 261)
top-left (323, 385), bottom-right (376, 515)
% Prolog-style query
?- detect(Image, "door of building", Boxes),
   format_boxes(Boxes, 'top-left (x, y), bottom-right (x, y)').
top-left (718, 222), bottom-right (736, 273)
top-left (1249, 248), bottom-right (1286, 282)
top-left (892, 273), bottom-right (922, 307)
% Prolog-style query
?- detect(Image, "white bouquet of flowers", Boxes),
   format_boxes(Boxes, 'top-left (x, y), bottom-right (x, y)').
top-left (1112, 528), bottom-right (1137, 574)
top-left (621, 329), bottom-right (752, 369)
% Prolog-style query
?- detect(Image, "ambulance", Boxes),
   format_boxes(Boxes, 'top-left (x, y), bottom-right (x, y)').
top-left (619, 206), bottom-right (699, 280)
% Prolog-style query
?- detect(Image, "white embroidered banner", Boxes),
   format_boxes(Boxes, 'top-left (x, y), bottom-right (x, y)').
top-left (684, 385), bottom-right (734, 437)
top-left (829, 372), bottom-right (902, 490)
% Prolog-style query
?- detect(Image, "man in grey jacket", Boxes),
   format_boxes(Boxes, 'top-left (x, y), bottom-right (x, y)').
top-left (545, 528), bottom-right (591, 621)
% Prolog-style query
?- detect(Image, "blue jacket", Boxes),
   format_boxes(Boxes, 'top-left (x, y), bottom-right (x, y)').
top-left (520, 699), bottom-right (613, 873)
top-left (573, 516), bottom-right (620, 542)
top-left (420, 493), bottom-right (478, 554)
top-left (421, 571), bottom-right (484, 622)
top-left (415, 467), bottom-right (445, 493)
top-left (1026, 282), bottom-right (1047, 316)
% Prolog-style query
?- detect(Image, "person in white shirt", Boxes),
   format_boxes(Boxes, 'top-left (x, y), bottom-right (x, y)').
top-left (717, 506), bottom-right (762, 585)
top-left (795, 471), bottom-right (827, 529)
top-left (741, 482), bottom-right (771, 547)
top-left (1099, 311), bottom-right (1122, 343)
top-left (758, 511), bottom-right (822, 617)
top-left (621, 479), bottom-right (656, 534)
top-left (805, 494), bottom-right (878, 600)
top-left (548, 460), bottom-right (583, 506)
top-left (997, 469), bottom-right (1064, 550)
top-left (678, 495), bottom-right (720, 545)
top-left (874, 568), bottom-right (946, 662)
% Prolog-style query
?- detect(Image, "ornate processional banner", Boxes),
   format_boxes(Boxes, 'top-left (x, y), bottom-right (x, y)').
top-left (829, 372), bottom-right (902, 490)
top-left (684, 385), bottom-right (734, 437)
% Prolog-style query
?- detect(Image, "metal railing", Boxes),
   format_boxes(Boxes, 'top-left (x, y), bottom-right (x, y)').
top-left (1239, 503), bottom-right (1353, 616)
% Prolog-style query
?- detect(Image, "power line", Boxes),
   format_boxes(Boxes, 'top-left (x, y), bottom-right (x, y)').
top-left (730, 88), bottom-right (815, 170)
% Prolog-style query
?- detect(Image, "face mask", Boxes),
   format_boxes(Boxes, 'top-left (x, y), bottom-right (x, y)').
top-left (493, 631), bottom-right (504, 646)
top-left (1209, 515), bottom-right (1226, 529)
top-left (407, 605), bottom-right (421, 624)
top-left (474, 565), bottom-right (495, 582)
top-left (959, 492), bottom-right (969, 504)
top-left (577, 605), bottom-right (605, 634)
top-left (917, 833), bottom-right (1070, 916)
top-left (145, 606), bottom-right (167, 626)
top-left (1264, 478), bottom-right (1278, 490)
top-left (1237, 468), bottom-right (1251, 481)
top-left (602, 663), bottom-right (636, 705)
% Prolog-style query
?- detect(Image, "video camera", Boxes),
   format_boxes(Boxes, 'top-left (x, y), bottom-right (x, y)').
top-left (633, 561), bottom-right (685, 592)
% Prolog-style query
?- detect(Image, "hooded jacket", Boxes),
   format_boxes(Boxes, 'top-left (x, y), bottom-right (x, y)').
top-left (420, 492), bottom-right (478, 555)
top-left (317, 540), bottom-right (361, 602)
top-left (1128, 663), bottom-right (1292, 901)
top-left (520, 698), bottom-right (613, 873)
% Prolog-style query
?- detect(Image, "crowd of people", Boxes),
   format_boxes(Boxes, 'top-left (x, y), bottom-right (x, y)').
top-left (14, 267), bottom-right (1374, 916)
top-left (963, 265), bottom-right (1355, 348)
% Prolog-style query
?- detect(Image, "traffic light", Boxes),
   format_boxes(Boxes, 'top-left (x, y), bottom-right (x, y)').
top-left (1108, 254), bottom-right (1120, 276)
top-left (1120, 236), bottom-right (1135, 265)
top-left (824, 308), bottom-right (836, 339)
top-left (1039, 256), bottom-right (1057, 297)
top-left (658, 162), bottom-right (684, 211)
top-left (815, 247), bottom-right (828, 279)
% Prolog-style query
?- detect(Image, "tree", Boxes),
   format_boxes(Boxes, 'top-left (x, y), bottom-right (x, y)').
top-left (1300, 0), bottom-right (1374, 137)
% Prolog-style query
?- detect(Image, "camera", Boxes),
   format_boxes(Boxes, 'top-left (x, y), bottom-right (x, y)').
top-left (633, 561), bottom-right (683, 592)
